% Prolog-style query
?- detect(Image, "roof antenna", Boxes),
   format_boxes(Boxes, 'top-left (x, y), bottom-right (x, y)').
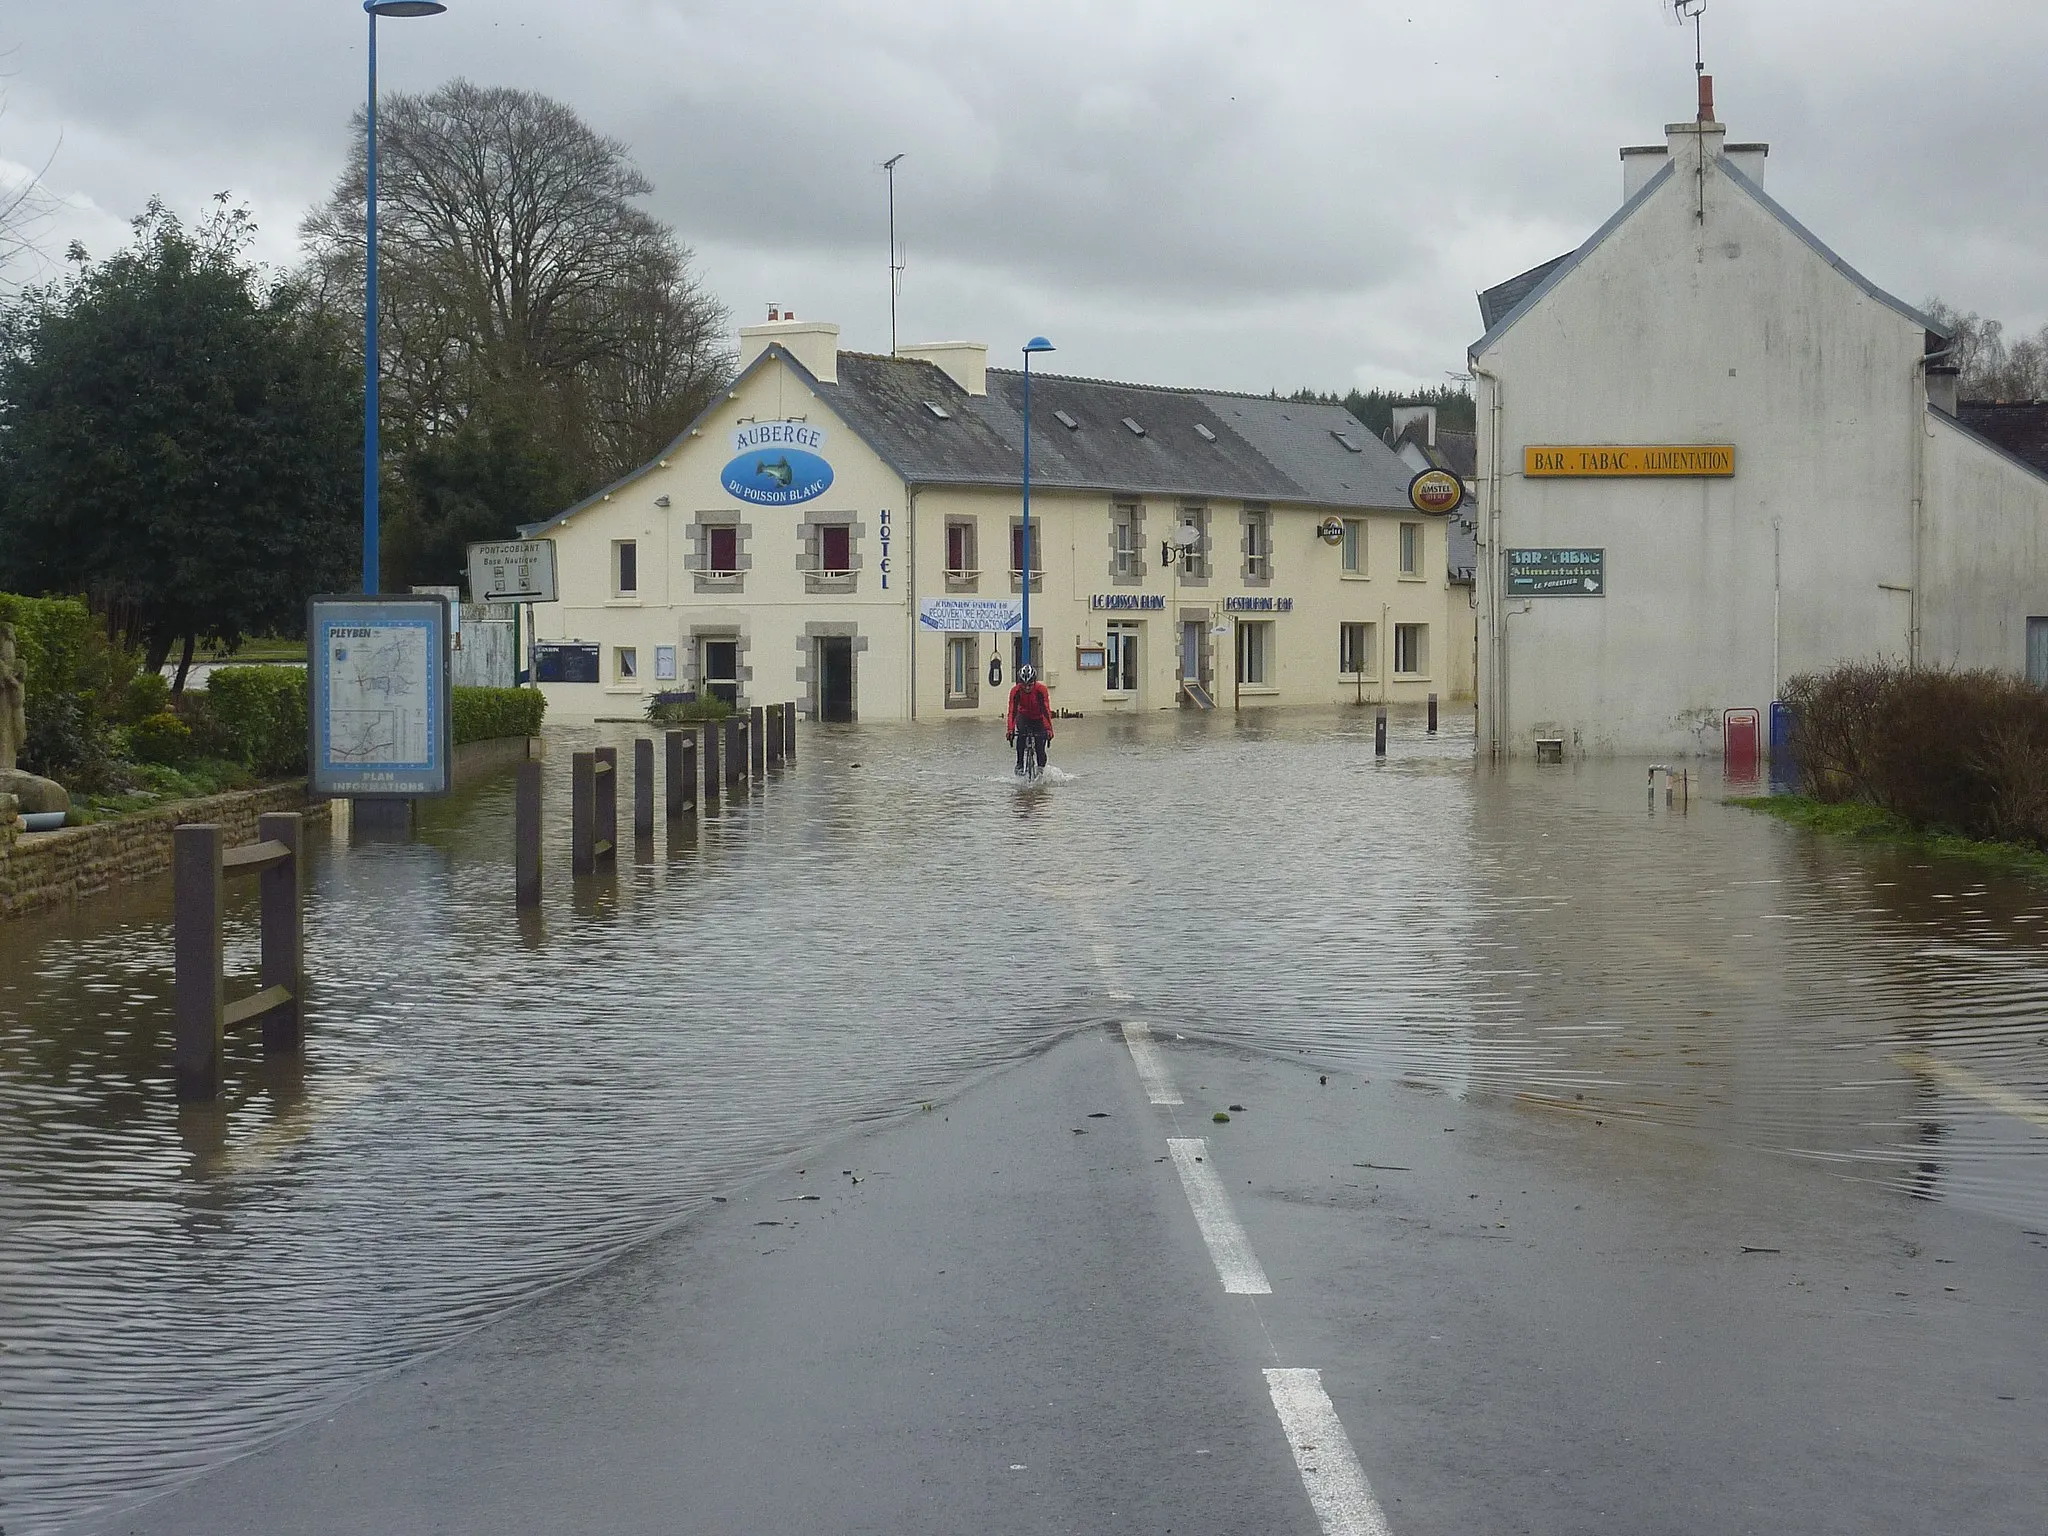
top-left (882, 154), bottom-right (906, 355)
top-left (1667, 1), bottom-right (1712, 220)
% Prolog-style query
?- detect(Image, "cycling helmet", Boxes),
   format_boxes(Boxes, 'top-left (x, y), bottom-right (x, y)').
top-left (1017, 664), bottom-right (1036, 684)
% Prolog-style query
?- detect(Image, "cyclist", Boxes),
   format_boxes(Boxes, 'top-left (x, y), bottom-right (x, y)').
top-left (1005, 663), bottom-right (1054, 777)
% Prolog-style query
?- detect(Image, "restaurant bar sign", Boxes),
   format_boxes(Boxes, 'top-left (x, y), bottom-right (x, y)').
top-left (1506, 548), bottom-right (1605, 597)
top-left (1523, 444), bottom-right (1734, 477)
top-left (722, 421), bottom-right (834, 506)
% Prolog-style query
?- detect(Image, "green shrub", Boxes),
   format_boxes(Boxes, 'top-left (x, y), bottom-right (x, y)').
top-left (645, 690), bottom-right (731, 725)
top-left (453, 686), bottom-right (546, 744)
top-left (0, 592), bottom-right (136, 788)
top-left (205, 666), bottom-right (309, 777)
top-left (121, 669), bottom-right (172, 725)
top-left (127, 710), bottom-right (193, 765)
top-left (172, 691), bottom-right (239, 760)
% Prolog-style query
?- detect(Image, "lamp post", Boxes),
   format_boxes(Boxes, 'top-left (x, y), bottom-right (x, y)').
top-left (361, 0), bottom-right (447, 594)
top-left (1019, 336), bottom-right (1054, 675)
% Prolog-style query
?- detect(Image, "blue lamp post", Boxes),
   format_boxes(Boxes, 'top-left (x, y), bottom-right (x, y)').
top-left (361, 0), bottom-right (448, 594)
top-left (1019, 336), bottom-right (1055, 672)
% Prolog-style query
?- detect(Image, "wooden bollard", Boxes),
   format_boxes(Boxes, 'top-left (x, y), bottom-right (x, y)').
top-left (1427, 692), bottom-right (1438, 735)
top-left (724, 716), bottom-right (745, 788)
top-left (1375, 709), bottom-right (1387, 757)
top-left (572, 751), bottom-right (596, 874)
top-left (666, 730), bottom-right (696, 817)
top-left (766, 704), bottom-right (783, 766)
top-left (173, 823), bottom-right (225, 1101)
top-left (783, 701), bottom-right (797, 763)
top-left (515, 759), bottom-right (542, 906)
top-left (594, 746), bottom-right (618, 859)
top-left (749, 706), bottom-right (767, 779)
top-left (256, 811), bottom-right (304, 1053)
top-left (634, 738), bottom-right (655, 838)
top-left (702, 720), bottom-right (720, 803)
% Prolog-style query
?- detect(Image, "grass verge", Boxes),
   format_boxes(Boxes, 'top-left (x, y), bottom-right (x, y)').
top-left (67, 758), bottom-right (262, 824)
top-left (1728, 793), bottom-right (2048, 880)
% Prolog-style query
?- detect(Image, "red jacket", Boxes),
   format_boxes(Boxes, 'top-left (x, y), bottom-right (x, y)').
top-left (1006, 681), bottom-right (1054, 736)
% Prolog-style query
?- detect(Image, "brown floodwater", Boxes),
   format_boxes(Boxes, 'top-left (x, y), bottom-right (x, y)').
top-left (3, 708), bottom-right (2045, 1533)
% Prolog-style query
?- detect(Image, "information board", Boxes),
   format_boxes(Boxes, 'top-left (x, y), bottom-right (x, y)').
top-left (1505, 548), bottom-right (1605, 597)
top-left (534, 642), bottom-right (600, 683)
top-left (467, 539), bottom-right (558, 603)
top-left (306, 594), bottom-right (453, 797)
top-left (918, 597), bottom-right (1023, 632)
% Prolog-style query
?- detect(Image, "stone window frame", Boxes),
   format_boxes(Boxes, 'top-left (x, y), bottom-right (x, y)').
top-left (943, 634), bottom-right (981, 709)
top-left (1108, 500), bottom-right (1147, 585)
top-left (685, 515), bottom-right (753, 596)
top-left (687, 625), bottom-right (752, 708)
top-left (1177, 501), bottom-right (1211, 586)
top-left (796, 621), bottom-right (868, 721)
top-left (1339, 620), bottom-right (1376, 678)
top-left (1240, 503), bottom-right (1273, 586)
top-left (798, 512), bottom-right (862, 595)
top-left (945, 518), bottom-right (980, 593)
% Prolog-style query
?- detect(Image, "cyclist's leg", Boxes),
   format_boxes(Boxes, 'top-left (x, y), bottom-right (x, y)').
top-left (1033, 729), bottom-right (1048, 770)
top-left (1014, 728), bottom-right (1027, 773)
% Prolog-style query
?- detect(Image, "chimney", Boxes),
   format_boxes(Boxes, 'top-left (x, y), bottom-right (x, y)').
top-left (737, 316), bottom-right (840, 384)
top-left (1621, 143), bottom-right (1671, 202)
top-left (1927, 363), bottom-right (1960, 416)
top-left (1389, 404), bottom-right (1437, 447)
top-left (895, 340), bottom-right (989, 397)
top-left (1698, 73), bottom-right (1715, 124)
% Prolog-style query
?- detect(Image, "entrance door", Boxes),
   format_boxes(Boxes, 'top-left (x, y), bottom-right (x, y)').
top-left (703, 640), bottom-right (738, 706)
top-left (818, 636), bottom-right (855, 722)
top-left (1106, 622), bottom-right (1140, 695)
top-left (1181, 620), bottom-right (1202, 682)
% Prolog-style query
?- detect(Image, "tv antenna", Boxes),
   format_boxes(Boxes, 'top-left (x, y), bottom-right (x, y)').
top-left (1667, 1), bottom-right (1707, 109)
top-left (882, 154), bottom-right (906, 354)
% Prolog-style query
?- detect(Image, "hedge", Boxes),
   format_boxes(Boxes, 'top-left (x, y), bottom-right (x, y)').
top-left (203, 669), bottom-right (545, 776)
top-left (0, 592), bottom-right (137, 786)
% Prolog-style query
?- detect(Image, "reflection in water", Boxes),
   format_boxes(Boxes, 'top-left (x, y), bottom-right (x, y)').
top-left (3, 709), bottom-right (2046, 1533)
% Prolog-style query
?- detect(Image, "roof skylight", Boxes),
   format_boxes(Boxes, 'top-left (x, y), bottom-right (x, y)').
top-left (1055, 410), bottom-right (1080, 430)
top-left (1194, 423), bottom-right (1218, 442)
top-left (923, 401), bottom-right (951, 420)
top-left (1332, 430), bottom-right (1363, 453)
top-left (1122, 416), bottom-right (1146, 436)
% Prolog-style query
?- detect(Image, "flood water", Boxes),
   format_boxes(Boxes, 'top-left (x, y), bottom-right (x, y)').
top-left (4, 708), bottom-right (2047, 1533)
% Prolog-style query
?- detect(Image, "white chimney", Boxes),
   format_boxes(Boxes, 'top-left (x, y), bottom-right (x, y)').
top-left (1722, 142), bottom-right (1769, 185)
top-left (738, 315), bottom-right (839, 384)
top-left (895, 341), bottom-right (988, 397)
top-left (1389, 404), bottom-right (1437, 447)
top-left (1620, 144), bottom-right (1669, 202)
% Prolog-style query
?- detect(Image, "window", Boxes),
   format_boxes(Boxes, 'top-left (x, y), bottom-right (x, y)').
top-left (1340, 622), bottom-right (1375, 676)
top-left (1400, 522), bottom-right (1421, 577)
top-left (1244, 505), bottom-right (1271, 579)
top-left (614, 539), bottom-right (637, 594)
top-left (1235, 620), bottom-right (1272, 686)
top-left (820, 524), bottom-right (852, 575)
top-left (1111, 503), bottom-right (1142, 577)
top-left (1012, 632), bottom-right (1043, 674)
top-left (1342, 519), bottom-right (1365, 575)
top-left (945, 636), bottom-right (979, 707)
top-left (946, 520), bottom-right (976, 575)
top-left (2031, 618), bottom-right (2048, 686)
top-left (616, 646), bottom-right (638, 682)
top-left (1179, 504), bottom-right (1208, 579)
top-left (1105, 623), bottom-right (1139, 692)
top-left (1010, 520), bottom-right (1042, 589)
top-left (1394, 623), bottom-right (1427, 676)
top-left (708, 525), bottom-right (738, 574)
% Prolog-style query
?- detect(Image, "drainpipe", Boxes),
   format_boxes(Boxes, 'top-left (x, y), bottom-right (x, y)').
top-left (906, 485), bottom-right (919, 720)
top-left (1470, 361), bottom-right (1505, 758)
top-left (1771, 516), bottom-right (1782, 700)
top-left (1909, 355), bottom-right (1926, 669)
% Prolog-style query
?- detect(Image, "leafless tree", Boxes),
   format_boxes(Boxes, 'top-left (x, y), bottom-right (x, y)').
top-left (1925, 297), bottom-right (2048, 401)
top-left (301, 79), bottom-right (731, 487)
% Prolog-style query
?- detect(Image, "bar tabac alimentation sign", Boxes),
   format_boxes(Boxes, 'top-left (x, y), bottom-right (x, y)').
top-left (1523, 444), bottom-right (1735, 477)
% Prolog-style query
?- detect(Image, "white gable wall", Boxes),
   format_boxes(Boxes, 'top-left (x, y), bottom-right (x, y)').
top-left (1921, 419), bottom-right (2048, 671)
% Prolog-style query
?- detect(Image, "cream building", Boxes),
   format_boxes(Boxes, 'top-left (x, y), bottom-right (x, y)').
top-left (1470, 98), bottom-right (2048, 758)
top-left (520, 318), bottom-right (1455, 723)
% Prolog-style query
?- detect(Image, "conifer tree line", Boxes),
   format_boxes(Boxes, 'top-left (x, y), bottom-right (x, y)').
top-left (0, 80), bottom-right (732, 669)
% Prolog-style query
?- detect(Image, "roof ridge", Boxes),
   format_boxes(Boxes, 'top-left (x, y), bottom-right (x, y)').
top-left (983, 366), bottom-right (1338, 407)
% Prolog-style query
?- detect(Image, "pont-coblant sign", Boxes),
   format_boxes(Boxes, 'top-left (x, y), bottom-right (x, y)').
top-left (1506, 548), bottom-right (1605, 597)
top-left (467, 539), bottom-right (557, 603)
top-left (1523, 444), bottom-right (1734, 477)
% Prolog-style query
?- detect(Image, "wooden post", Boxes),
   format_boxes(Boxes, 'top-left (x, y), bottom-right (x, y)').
top-left (595, 746), bottom-right (618, 861)
top-left (724, 716), bottom-right (745, 789)
top-left (256, 812), bottom-right (304, 1053)
top-left (1427, 693), bottom-right (1438, 735)
top-left (1375, 710), bottom-right (1388, 757)
top-left (749, 706), bottom-right (767, 779)
top-left (702, 720), bottom-right (720, 803)
top-left (572, 750), bottom-right (595, 874)
top-left (665, 730), bottom-right (696, 817)
top-left (783, 701), bottom-right (797, 763)
top-left (173, 824), bottom-right (225, 1101)
top-left (515, 759), bottom-right (542, 905)
top-left (634, 738), bottom-right (655, 837)
top-left (766, 704), bottom-right (783, 766)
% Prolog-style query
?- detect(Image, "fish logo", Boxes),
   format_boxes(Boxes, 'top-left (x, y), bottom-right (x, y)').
top-left (755, 457), bottom-right (794, 487)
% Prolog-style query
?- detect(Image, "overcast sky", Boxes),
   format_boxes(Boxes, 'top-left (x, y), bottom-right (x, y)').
top-left (4, 1), bottom-right (2045, 395)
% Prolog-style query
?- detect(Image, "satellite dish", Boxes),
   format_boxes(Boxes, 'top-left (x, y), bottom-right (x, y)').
top-left (1171, 523), bottom-right (1201, 549)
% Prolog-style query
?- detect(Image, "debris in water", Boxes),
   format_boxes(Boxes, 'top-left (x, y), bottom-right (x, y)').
top-left (1228, 1103), bottom-right (1245, 1112)
top-left (1087, 1112), bottom-right (1110, 1118)
top-left (1213, 1112), bottom-right (1230, 1123)
top-left (1740, 1245), bottom-right (1781, 1254)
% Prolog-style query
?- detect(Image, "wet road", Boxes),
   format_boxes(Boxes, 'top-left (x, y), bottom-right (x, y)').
top-left (4, 707), bottom-right (2047, 1532)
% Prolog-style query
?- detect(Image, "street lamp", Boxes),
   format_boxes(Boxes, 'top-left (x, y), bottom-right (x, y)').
top-left (1019, 336), bottom-right (1054, 675)
top-left (362, 0), bottom-right (447, 594)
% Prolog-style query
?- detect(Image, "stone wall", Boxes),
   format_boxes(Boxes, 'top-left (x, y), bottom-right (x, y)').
top-left (1, 782), bottom-right (310, 921)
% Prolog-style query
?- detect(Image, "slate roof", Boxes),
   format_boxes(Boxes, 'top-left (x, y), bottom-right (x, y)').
top-left (1956, 401), bottom-right (2048, 479)
top-left (1477, 254), bottom-right (1571, 332)
top-left (522, 347), bottom-right (1419, 536)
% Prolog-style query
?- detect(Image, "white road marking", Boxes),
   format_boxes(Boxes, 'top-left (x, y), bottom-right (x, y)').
top-left (1263, 1368), bottom-right (1393, 1536)
top-left (1121, 1021), bottom-right (1182, 1105)
top-left (1167, 1138), bottom-right (1271, 1294)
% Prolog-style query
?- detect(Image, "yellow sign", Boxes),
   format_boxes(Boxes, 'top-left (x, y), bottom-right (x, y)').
top-left (1524, 444), bottom-right (1735, 477)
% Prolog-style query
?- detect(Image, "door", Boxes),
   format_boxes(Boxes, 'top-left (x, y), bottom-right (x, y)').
top-left (818, 636), bottom-right (855, 722)
top-left (1106, 623), bottom-right (1140, 695)
top-left (2029, 617), bottom-right (2048, 685)
top-left (1181, 620), bottom-right (1202, 682)
top-left (703, 640), bottom-right (738, 706)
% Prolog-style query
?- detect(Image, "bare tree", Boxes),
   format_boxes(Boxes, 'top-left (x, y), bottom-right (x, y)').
top-left (302, 80), bottom-right (731, 490)
top-left (0, 96), bottom-right (61, 293)
top-left (1925, 297), bottom-right (2048, 400)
